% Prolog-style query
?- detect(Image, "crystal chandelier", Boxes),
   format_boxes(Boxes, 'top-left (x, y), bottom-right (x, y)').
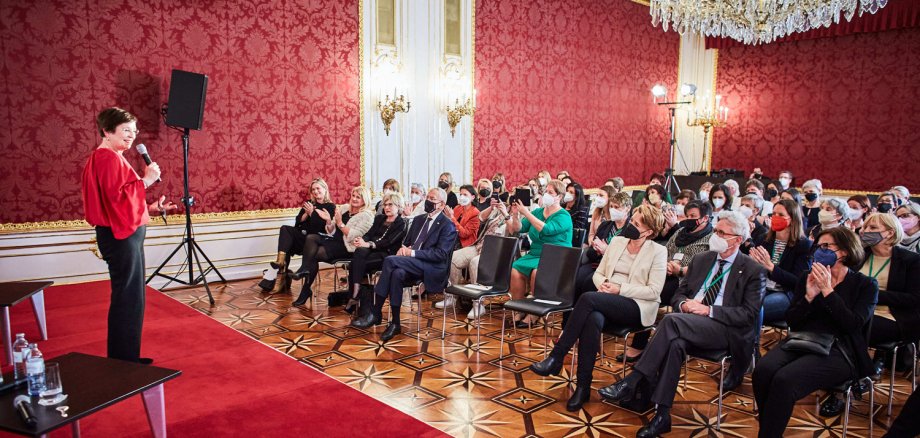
top-left (650, 0), bottom-right (890, 45)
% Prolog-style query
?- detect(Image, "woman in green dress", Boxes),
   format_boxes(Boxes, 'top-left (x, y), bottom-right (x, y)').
top-left (506, 179), bottom-right (574, 326)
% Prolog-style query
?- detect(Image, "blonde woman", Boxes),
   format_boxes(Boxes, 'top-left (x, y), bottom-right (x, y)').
top-left (438, 172), bottom-right (459, 208)
top-left (290, 186), bottom-right (375, 306)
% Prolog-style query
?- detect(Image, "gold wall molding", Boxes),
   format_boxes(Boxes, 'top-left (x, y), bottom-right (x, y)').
top-left (0, 208), bottom-right (299, 234)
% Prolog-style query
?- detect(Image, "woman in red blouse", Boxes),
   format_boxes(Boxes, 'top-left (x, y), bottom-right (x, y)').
top-left (81, 107), bottom-right (174, 364)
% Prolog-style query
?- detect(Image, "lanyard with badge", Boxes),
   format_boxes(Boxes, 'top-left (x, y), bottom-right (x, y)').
top-left (700, 260), bottom-right (731, 293)
top-left (866, 254), bottom-right (891, 279)
top-left (606, 226), bottom-right (623, 243)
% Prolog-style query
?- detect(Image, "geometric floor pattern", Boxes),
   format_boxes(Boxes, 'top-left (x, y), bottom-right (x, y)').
top-left (164, 269), bottom-right (911, 437)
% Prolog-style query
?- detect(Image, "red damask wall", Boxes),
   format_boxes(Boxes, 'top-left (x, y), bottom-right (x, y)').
top-left (473, 0), bottom-right (680, 188)
top-left (0, 0), bottom-right (359, 224)
top-left (714, 27), bottom-right (920, 191)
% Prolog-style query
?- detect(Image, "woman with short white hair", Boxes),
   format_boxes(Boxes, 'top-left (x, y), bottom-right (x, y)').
top-left (404, 182), bottom-right (427, 217)
top-left (890, 185), bottom-right (911, 205)
top-left (801, 179), bottom-right (823, 229)
top-left (808, 198), bottom-right (849, 241)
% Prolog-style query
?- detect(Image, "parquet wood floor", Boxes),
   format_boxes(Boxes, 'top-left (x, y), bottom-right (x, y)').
top-left (165, 271), bottom-right (909, 437)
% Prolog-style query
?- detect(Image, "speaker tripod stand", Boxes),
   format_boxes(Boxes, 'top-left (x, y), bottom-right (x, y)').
top-left (146, 128), bottom-right (224, 305)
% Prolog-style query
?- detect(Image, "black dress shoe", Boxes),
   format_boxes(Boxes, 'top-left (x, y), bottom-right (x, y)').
top-left (351, 312), bottom-right (381, 329)
top-left (819, 394), bottom-right (844, 417)
top-left (381, 323), bottom-right (401, 342)
top-left (614, 351), bottom-right (642, 363)
top-left (257, 278), bottom-right (276, 292)
top-left (637, 412), bottom-right (671, 437)
top-left (530, 356), bottom-right (564, 376)
top-left (566, 386), bottom-right (591, 412)
top-left (290, 268), bottom-right (310, 281)
top-left (598, 379), bottom-right (637, 402)
top-left (292, 285), bottom-right (312, 306)
top-left (722, 374), bottom-right (743, 392)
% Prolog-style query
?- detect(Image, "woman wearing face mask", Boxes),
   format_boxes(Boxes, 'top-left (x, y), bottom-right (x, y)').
top-left (846, 194), bottom-right (871, 234)
top-left (752, 227), bottom-right (876, 438)
top-left (698, 182), bottom-right (714, 202)
top-left (820, 212), bottom-right (920, 417)
top-left (765, 181), bottom-right (782, 205)
top-left (708, 184), bottom-right (733, 222)
top-left (444, 185), bottom-right (482, 248)
top-left (574, 193), bottom-right (633, 306)
top-left (506, 180), bottom-right (574, 326)
top-left (474, 178), bottom-right (493, 212)
top-left (807, 198), bottom-right (849, 241)
top-left (800, 179), bottom-right (823, 229)
top-left (374, 178), bottom-right (400, 213)
top-left (527, 178), bottom-right (541, 202)
top-left (563, 182), bottom-right (590, 231)
top-left (492, 173), bottom-right (510, 203)
top-left (739, 194), bottom-right (769, 249)
top-left (876, 192), bottom-right (898, 215)
top-left (345, 192), bottom-right (408, 314)
top-left (530, 205), bottom-right (666, 412)
top-left (537, 170), bottom-right (552, 192)
top-left (403, 182), bottom-right (428, 218)
top-left (644, 184), bottom-right (667, 208)
top-left (777, 170), bottom-right (794, 191)
top-left (437, 172), bottom-right (459, 208)
top-left (587, 186), bottom-right (616, 244)
top-left (748, 200), bottom-right (812, 325)
top-left (897, 202), bottom-right (920, 253)
top-left (626, 200), bottom-right (716, 359)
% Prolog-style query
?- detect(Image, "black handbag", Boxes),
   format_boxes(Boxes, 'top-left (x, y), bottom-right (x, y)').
top-left (781, 331), bottom-right (836, 356)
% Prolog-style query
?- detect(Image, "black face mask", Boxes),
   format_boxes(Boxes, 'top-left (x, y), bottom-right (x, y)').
top-left (424, 200), bottom-right (437, 214)
top-left (492, 180), bottom-right (502, 190)
top-left (619, 223), bottom-right (643, 240)
top-left (679, 218), bottom-right (699, 229)
top-left (765, 188), bottom-right (778, 199)
top-left (438, 181), bottom-right (449, 190)
top-left (478, 188), bottom-right (490, 198)
top-left (877, 202), bottom-right (893, 213)
top-left (804, 192), bottom-right (819, 202)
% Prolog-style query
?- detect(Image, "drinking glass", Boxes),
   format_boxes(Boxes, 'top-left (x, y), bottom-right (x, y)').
top-left (38, 362), bottom-right (67, 406)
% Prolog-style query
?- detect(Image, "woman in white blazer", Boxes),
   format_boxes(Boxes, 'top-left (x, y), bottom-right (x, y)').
top-left (529, 204), bottom-right (667, 412)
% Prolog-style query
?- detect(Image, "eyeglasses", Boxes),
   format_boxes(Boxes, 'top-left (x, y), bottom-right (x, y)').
top-left (714, 229), bottom-right (739, 238)
top-left (815, 242), bottom-right (839, 250)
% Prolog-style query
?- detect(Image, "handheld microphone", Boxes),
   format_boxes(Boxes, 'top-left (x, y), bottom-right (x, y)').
top-left (14, 395), bottom-right (37, 428)
top-left (135, 144), bottom-right (161, 183)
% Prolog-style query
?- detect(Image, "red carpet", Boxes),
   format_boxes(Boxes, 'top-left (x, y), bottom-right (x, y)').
top-left (1, 282), bottom-right (445, 437)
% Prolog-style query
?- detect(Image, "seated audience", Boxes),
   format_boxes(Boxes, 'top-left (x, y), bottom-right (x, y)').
top-left (801, 178), bottom-right (823, 229)
top-left (587, 186), bottom-right (616, 244)
top-left (628, 200), bottom-right (715, 357)
top-left (752, 227), bottom-right (876, 438)
top-left (438, 172), bottom-right (459, 208)
top-left (599, 211), bottom-right (765, 438)
top-left (576, 192), bottom-right (633, 301)
top-left (877, 191), bottom-right (899, 214)
top-left (529, 205), bottom-right (666, 411)
top-left (474, 178), bottom-right (493, 211)
top-left (748, 199), bottom-right (812, 325)
top-left (564, 182), bottom-right (590, 231)
top-left (777, 170), bottom-right (794, 191)
top-left (345, 193), bottom-right (408, 313)
top-left (709, 183), bottom-right (733, 220)
top-left (446, 184), bottom-right (481, 248)
top-left (807, 198), bottom-right (849, 241)
top-left (897, 202), bottom-right (920, 253)
top-left (374, 178), bottom-right (400, 213)
top-left (351, 188), bottom-right (458, 342)
top-left (290, 186), bottom-right (375, 306)
top-left (745, 178), bottom-right (773, 215)
top-left (644, 184), bottom-right (667, 209)
top-left (506, 179), bottom-right (573, 326)
top-left (740, 194), bottom-right (769, 248)
top-left (846, 194), bottom-right (871, 234)
top-left (259, 178), bottom-right (337, 293)
top-left (442, 198), bottom-right (509, 319)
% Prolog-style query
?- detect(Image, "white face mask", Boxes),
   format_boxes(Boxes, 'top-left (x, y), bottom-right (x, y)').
top-left (739, 206), bottom-right (754, 219)
top-left (591, 197), bottom-right (606, 210)
top-left (712, 198), bottom-right (725, 209)
top-left (673, 204), bottom-right (685, 217)
top-left (458, 194), bottom-right (472, 206)
top-left (609, 207), bottom-right (627, 222)
top-left (818, 210), bottom-right (839, 226)
top-left (411, 194), bottom-right (422, 204)
top-left (779, 178), bottom-right (791, 189)
top-left (541, 192), bottom-right (557, 207)
top-left (847, 208), bottom-right (863, 221)
top-left (382, 189), bottom-right (393, 196)
top-left (563, 193), bottom-right (574, 203)
top-left (708, 233), bottom-right (731, 253)
top-left (699, 190), bottom-right (709, 201)
top-left (538, 177), bottom-right (547, 186)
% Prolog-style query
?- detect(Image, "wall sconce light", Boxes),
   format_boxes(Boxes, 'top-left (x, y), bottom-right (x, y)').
top-left (377, 91), bottom-right (410, 136)
top-left (445, 97), bottom-right (474, 137)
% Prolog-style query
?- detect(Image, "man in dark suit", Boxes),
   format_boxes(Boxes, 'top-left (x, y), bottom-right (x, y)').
top-left (598, 210), bottom-right (766, 437)
top-left (352, 187), bottom-right (458, 342)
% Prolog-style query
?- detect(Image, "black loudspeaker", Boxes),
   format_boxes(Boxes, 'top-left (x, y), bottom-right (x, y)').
top-left (165, 69), bottom-right (208, 130)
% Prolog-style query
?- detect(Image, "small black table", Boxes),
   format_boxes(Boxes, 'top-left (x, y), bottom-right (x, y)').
top-left (0, 352), bottom-right (181, 437)
top-left (0, 281), bottom-right (52, 365)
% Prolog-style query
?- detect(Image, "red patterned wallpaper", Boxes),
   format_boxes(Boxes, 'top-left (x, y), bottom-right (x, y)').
top-left (0, 0), bottom-right (360, 224)
top-left (714, 27), bottom-right (920, 191)
top-left (473, 0), bottom-right (680, 188)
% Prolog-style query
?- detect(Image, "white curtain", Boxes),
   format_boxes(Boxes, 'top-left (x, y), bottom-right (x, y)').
top-left (673, 34), bottom-right (718, 175)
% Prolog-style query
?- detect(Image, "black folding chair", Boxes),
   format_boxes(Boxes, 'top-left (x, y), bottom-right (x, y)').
top-left (499, 244), bottom-right (582, 358)
top-left (441, 235), bottom-right (519, 344)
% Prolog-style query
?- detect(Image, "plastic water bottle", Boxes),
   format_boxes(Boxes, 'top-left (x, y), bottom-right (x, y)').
top-left (12, 334), bottom-right (29, 380)
top-left (25, 343), bottom-right (45, 396)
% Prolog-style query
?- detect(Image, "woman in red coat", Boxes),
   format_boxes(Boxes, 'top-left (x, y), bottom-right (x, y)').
top-left (445, 184), bottom-right (481, 248)
top-left (81, 107), bottom-right (175, 363)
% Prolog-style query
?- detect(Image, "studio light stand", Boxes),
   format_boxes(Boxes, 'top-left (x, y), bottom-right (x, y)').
top-left (656, 100), bottom-right (691, 196)
top-left (146, 127), bottom-right (225, 305)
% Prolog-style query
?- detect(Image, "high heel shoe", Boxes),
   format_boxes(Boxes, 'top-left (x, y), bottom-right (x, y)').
top-left (292, 284), bottom-right (312, 306)
top-left (269, 251), bottom-right (287, 270)
top-left (277, 272), bottom-right (293, 295)
top-left (344, 298), bottom-right (359, 315)
top-left (290, 267), bottom-right (310, 281)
